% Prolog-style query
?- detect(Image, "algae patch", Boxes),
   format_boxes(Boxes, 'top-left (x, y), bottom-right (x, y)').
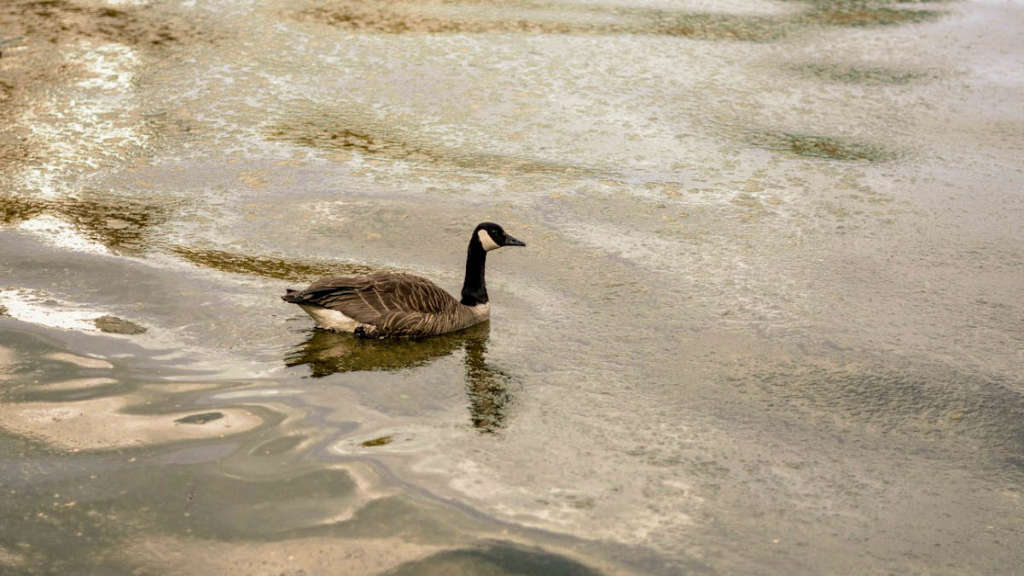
top-left (801, 5), bottom-right (942, 28)
top-left (789, 63), bottom-right (933, 85)
top-left (294, 0), bottom-right (945, 43)
top-left (170, 246), bottom-right (377, 282)
top-left (749, 132), bottom-right (894, 162)
top-left (296, 2), bottom-right (781, 41)
top-left (94, 315), bottom-right (146, 335)
top-left (268, 125), bottom-right (393, 156)
top-left (0, 194), bottom-right (167, 254)
top-left (361, 435), bottom-right (393, 447)
top-left (268, 107), bottom-right (602, 178)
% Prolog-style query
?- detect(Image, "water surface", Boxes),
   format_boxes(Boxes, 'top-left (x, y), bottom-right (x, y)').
top-left (1, 0), bottom-right (1023, 573)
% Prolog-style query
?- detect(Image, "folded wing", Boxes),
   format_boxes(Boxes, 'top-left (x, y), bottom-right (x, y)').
top-left (283, 272), bottom-right (462, 335)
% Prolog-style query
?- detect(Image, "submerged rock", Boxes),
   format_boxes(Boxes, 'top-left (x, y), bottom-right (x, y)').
top-left (175, 412), bottom-right (224, 425)
top-left (94, 315), bottom-right (146, 335)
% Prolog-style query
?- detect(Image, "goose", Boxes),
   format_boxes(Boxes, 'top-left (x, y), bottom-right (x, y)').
top-left (282, 222), bottom-right (525, 338)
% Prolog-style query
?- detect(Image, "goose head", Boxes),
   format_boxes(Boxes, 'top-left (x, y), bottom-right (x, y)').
top-left (474, 222), bottom-right (526, 252)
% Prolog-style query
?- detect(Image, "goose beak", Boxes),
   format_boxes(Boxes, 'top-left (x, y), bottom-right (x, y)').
top-left (503, 235), bottom-right (526, 247)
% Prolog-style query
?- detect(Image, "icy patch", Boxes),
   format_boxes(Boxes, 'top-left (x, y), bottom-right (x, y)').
top-left (18, 214), bottom-right (112, 256)
top-left (75, 42), bottom-right (140, 91)
top-left (0, 289), bottom-right (106, 332)
top-left (17, 40), bottom-right (145, 199)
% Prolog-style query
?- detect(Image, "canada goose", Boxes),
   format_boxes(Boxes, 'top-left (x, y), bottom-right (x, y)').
top-left (282, 222), bottom-right (525, 338)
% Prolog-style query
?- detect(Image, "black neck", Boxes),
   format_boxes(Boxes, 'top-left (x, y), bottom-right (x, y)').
top-left (460, 235), bottom-right (488, 306)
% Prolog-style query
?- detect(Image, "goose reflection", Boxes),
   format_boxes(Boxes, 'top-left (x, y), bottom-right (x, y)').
top-left (285, 322), bottom-right (512, 432)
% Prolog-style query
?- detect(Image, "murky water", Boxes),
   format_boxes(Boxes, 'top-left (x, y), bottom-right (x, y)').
top-left (2, 0), bottom-right (1023, 573)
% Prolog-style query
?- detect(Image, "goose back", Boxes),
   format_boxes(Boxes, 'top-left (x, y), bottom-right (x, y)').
top-left (283, 272), bottom-right (487, 337)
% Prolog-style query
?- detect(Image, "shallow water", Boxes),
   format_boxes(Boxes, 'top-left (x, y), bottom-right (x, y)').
top-left (1, 0), bottom-right (1023, 573)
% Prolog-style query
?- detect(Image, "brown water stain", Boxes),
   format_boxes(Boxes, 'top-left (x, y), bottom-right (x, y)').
top-left (169, 245), bottom-right (378, 282)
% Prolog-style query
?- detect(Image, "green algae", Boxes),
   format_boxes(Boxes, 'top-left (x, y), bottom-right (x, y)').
top-left (298, 2), bottom-right (782, 41)
top-left (0, 194), bottom-right (167, 254)
top-left (267, 109), bottom-right (599, 178)
top-left (802, 5), bottom-right (941, 27)
top-left (790, 63), bottom-right (933, 85)
top-left (361, 435), bottom-right (393, 447)
top-left (169, 245), bottom-right (377, 282)
top-left (296, 0), bottom-right (947, 44)
top-left (749, 131), bottom-right (894, 162)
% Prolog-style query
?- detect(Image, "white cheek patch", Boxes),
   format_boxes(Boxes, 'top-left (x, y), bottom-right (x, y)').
top-left (477, 229), bottom-right (500, 251)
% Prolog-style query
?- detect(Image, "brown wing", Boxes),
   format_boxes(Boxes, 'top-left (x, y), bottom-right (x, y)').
top-left (285, 272), bottom-right (461, 327)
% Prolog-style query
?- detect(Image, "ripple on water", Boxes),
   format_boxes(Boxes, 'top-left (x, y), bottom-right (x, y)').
top-left (748, 361), bottom-right (1024, 471)
top-left (0, 326), bottom-right (266, 451)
